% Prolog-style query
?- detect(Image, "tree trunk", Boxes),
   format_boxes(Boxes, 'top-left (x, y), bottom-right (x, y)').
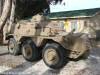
top-left (0, 0), bottom-right (11, 30)
top-left (0, 0), bottom-right (4, 16)
top-left (8, 0), bottom-right (16, 33)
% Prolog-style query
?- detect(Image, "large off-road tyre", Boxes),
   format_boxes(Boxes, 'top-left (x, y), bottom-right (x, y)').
top-left (42, 43), bottom-right (68, 69)
top-left (8, 38), bottom-right (20, 56)
top-left (22, 39), bottom-right (40, 62)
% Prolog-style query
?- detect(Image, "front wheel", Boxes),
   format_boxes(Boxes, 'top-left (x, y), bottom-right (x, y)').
top-left (42, 43), bottom-right (68, 69)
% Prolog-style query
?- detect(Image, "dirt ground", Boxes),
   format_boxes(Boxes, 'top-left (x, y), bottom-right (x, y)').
top-left (0, 46), bottom-right (100, 75)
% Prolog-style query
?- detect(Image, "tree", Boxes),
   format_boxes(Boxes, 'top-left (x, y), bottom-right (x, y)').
top-left (0, 0), bottom-right (11, 30)
top-left (0, 0), bottom-right (2, 16)
top-left (0, 0), bottom-right (63, 31)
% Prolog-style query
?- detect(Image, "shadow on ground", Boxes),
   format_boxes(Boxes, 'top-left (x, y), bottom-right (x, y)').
top-left (2, 61), bottom-right (38, 75)
top-left (0, 52), bottom-right (9, 56)
top-left (0, 47), bottom-right (100, 75)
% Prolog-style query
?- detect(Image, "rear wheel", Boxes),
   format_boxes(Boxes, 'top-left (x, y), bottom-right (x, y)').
top-left (22, 39), bottom-right (41, 62)
top-left (8, 38), bottom-right (20, 55)
top-left (42, 43), bottom-right (68, 69)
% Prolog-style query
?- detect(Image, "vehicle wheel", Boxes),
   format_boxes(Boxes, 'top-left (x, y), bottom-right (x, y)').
top-left (42, 43), bottom-right (68, 69)
top-left (22, 39), bottom-right (40, 62)
top-left (8, 38), bottom-right (20, 55)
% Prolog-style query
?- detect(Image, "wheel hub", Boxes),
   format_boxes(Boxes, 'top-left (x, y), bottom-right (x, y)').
top-left (9, 41), bottom-right (15, 51)
top-left (25, 47), bottom-right (32, 55)
top-left (23, 45), bottom-right (32, 58)
top-left (10, 42), bottom-right (14, 49)
top-left (44, 49), bottom-right (59, 65)
top-left (47, 50), bottom-right (56, 61)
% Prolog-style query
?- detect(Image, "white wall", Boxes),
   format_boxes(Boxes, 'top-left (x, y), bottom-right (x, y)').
top-left (50, 0), bottom-right (100, 12)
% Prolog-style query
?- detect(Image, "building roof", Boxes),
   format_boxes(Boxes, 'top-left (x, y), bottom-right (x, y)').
top-left (47, 8), bottom-right (100, 19)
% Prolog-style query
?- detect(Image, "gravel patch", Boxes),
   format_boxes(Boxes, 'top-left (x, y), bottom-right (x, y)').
top-left (0, 46), bottom-right (100, 75)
